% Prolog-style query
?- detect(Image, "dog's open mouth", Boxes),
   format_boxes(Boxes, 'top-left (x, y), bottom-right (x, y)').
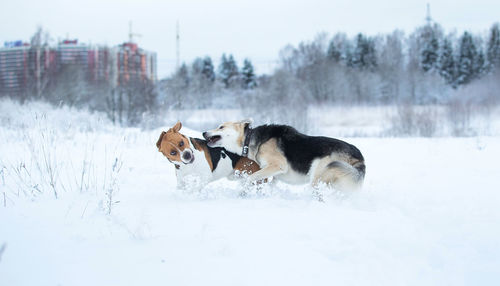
top-left (206, 135), bottom-right (221, 145)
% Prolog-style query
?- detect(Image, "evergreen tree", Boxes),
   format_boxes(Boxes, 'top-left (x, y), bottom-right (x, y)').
top-left (486, 23), bottom-right (500, 72)
top-left (201, 56), bottom-right (215, 83)
top-left (191, 57), bottom-right (204, 76)
top-left (218, 54), bottom-right (229, 87)
top-left (421, 30), bottom-right (439, 72)
top-left (176, 63), bottom-right (189, 88)
top-left (475, 50), bottom-right (486, 78)
top-left (218, 53), bottom-right (239, 88)
top-left (327, 40), bottom-right (341, 62)
top-left (456, 32), bottom-right (478, 85)
top-left (351, 34), bottom-right (364, 68)
top-left (351, 34), bottom-right (377, 70)
top-left (342, 41), bottom-right (354, 67)
top-left (438, 38), bottom-right (456, 86)
top-left (227, 55), bottom-right (239, 85)
top-left (241, 59), bottom-right (257, 89)
top-left (365, 37), bottom-right (377, 70)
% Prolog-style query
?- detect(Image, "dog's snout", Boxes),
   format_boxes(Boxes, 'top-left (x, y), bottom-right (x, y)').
top-left (183, 152), bottom-right (192, 161)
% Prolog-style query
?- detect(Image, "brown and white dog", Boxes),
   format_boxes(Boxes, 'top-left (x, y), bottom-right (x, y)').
top-left (203, 120), bottom-right (366, 191)
top-left (156, 122), bottom-right (261, 190)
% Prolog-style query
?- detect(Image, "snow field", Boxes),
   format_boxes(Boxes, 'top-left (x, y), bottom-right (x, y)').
top-left (1, 100), bottom-right (500, 285)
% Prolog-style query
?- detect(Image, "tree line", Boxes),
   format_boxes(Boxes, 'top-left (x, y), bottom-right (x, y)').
top-left (158, 22), bottom-right (500, 131)
top-left (161, 22), bottom-right (500, 112)
top-left (2, 22), bottom-right (500, 128)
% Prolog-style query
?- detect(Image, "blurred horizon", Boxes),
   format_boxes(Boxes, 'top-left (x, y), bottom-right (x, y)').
top-left (1, 0), bottom-right (499, 78)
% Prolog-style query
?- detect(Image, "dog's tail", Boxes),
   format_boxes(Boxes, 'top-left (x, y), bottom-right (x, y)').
top-left (326, 160), bottom-right (366, 190)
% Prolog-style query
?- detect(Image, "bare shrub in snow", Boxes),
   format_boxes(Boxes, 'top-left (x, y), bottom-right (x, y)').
top-left (388, 104), bottom-right (438, 137)
top-left (23, 120), bottom-right (61, 198)
top-left (0, 100), bottom-right (126, 214)
top-left (447, 99), bottom-right (474, 136)
top-left (103, 157), bottom-right (123, 215)
top-left (391, 104), bottom-right (416, 135)
top-left (415, 107), bottom-right (438, 137)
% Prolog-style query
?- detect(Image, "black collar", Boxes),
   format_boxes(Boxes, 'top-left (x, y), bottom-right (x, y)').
top-left (242, 125), bottom-right (252, 157)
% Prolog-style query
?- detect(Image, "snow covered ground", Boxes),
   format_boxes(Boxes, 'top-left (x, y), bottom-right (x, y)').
top-left (1, 100), bottom-right (500, 285)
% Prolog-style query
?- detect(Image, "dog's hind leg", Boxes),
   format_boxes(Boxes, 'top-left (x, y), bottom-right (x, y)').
top-left (313, 160), bottom-right (363, 192)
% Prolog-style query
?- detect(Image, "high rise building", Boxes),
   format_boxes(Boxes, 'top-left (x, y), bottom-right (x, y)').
top-left (116, 42), bottom-right (156, 86)
top-left (0, 38), bottom-right (157, 95)
top-left (0, 41), bottom-right (58, 94)
top-left (0, 42), bottom-right (30, 93)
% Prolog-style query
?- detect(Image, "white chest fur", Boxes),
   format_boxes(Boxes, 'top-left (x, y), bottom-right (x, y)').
top-left (175, 148), bottom-right (235, 189)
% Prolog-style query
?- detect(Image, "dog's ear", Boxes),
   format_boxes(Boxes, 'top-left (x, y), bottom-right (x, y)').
top-left (156, 131), bottom-right (166, 150)
top-left (240, 118), bottom-right (253, 126)
top-left (172, 121), bottom-right (182, 132)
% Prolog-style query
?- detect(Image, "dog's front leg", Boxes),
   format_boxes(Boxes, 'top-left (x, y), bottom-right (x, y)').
top-left (247, 163), bottom-right (286, 183)
top-left (247, 138), bottom-right (287, 184)
top-left (175, 169), bottom-right (193, 190)
top-left (176, 173), bottom-right (186, 190)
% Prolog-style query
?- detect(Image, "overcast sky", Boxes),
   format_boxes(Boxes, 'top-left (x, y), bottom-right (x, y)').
top-left (1, 0), bottom-right (498, 78)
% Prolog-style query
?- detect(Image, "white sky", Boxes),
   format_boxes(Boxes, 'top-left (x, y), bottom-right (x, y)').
top-left (1, 0), bottom-right (498, 78)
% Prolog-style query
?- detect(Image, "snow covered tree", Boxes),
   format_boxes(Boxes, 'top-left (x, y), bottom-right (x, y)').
top-left (191, 57), bottom-right (204, 76)
top-left (378, 31), bottom-right (404, 102)
top-left (176, 63), bottom-right (190, 88)
top-left (162, 62), bottom-right (190, 109)
top-left (342, 41), bottom-right (354, 67)
top-left (218, 54), bottom-right (239, 88)
top-left (241, 58), bottom-right (257, 89)
top-left (351, 34), bottom-right (377, 70)
top-left (201, 56), bottom-right (215, 83)
top-left (226, 55), bottom-right (240, 87)
top-left (438, 38), bottom-right (456, 86)
top-left (456, 32), bottom-right (478, 86)
top-left (326, 39), bottom-right (341, 62)
top-left (326, 33), bottom-right (353, 67)
top-left (486, 23), bottom-right (500, 72)
top-left (190, 56), bottom-right (214, 85)
top-left (26, 27), bottom-right (53, 101)
top-left (421, 30), bottom-right (439, 72)
top-left (475, 50), bottom-right (486, 78)
top-left (218, 54), bottom-right (228, 76)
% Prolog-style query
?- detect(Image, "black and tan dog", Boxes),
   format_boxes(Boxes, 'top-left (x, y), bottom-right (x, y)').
top-left (203, 120), bottom-right (365, 191)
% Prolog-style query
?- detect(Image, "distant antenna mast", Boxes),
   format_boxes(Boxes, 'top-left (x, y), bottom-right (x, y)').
top-left (128, 21), bottom-right (142, 43)
top-left (176, 20), bottom-right (180, 71)
top-left (425, 3), bottom-right (432, 26)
